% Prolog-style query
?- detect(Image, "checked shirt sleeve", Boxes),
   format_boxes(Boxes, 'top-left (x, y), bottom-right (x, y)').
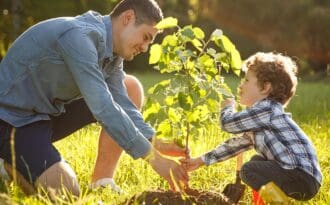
top-left (202, 133), bottom-right (254, 165)
top-left (220, 101), bottom-right (273, 134)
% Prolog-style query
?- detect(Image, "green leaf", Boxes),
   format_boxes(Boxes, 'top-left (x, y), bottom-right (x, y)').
top-left (155, 17), bottom-right (178, 29)
top-left (199, 89), bottom-right (207, 97)
top-left (148, 79), bottom-right (171, 94)
top-left (199, 54), bottom-right (214, 67)
top-left (168, 108), bottom-right (181, 123)
top-left (180, 26), bottom-right (195, 40)
top-left (162, 35), bottom-right (178, 47)
top-left (165, 95), bottom-right (175, 106)
top-left (198, 105), bottom-right (209, 121)
top-left (186, 59), bottom-right (195, 70)
top-left (230, 49), bottom-right (242, 76)
top-left (149, 44), bottom-right (162, 64)
top-left (193, 27), bottom-right (205, 39)
top-left (178, 92), bottom-right (192, 110)
top-left (143, 102), bottom-right (160, 122)
top-left (207, 48), bottom-right (217, 56)
top-left (187, 109), bottom-right (199, 123)
top-left (220, 35), bottom-right (235, 52)
top-left (192, 39), bottom-right (202, 51)
top-left (157, 120), bottom-right (172, 136)
top-left (207, 99), bottom-right (218, 112)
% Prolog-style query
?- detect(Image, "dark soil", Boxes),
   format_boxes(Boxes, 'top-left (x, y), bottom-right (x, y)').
top-left (124, 188), bottom-right (234, 205)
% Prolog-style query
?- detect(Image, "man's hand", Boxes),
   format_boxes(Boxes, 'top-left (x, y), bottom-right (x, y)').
top-left (154, 138), bottom-right (190, 158)
top-left (180, 157), bottom-right (205, 172)
top-left (145, 148), bottom-right (189, 191)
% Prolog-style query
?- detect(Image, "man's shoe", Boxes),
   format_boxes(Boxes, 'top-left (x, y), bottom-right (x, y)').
top-left (89, 178), bottom-right (124, 194)
top-left (0, 158), bottom-right (9, 180)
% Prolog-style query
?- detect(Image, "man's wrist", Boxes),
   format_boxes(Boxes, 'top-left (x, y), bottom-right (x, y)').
top-left (142, 147), bottom-right (157, 162)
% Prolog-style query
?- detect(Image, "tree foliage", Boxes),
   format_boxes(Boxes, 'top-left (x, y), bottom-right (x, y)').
top-left (143, 17), bottom-right (241, 147)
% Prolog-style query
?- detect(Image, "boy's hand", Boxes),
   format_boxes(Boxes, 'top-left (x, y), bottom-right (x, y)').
top-left (154, 138), bottom-right (190, 158)
top-left (221, 98), bottom-right (236, 109)
top-left (180, 157), bottom-right (205, 172)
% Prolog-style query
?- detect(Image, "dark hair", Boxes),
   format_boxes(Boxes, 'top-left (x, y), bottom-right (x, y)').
top-left (110, 0), bottom-right (163, 25)
top-left (243, 52), bottom-right (298, 106)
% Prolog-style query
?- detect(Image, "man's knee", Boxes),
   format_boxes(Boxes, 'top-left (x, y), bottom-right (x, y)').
top-left (124, 75), bottom-right (144, 109)
top-left (35, 161), bottom-right (80, 196)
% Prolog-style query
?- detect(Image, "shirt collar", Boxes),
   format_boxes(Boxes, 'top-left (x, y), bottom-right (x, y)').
top-left (102, 15), bottom-right (113, 60)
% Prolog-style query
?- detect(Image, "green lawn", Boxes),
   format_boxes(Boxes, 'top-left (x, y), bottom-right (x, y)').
top-left (1, 73), bottom-right (329, 204)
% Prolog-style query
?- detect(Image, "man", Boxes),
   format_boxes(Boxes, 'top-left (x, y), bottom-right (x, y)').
top-left (0, 0), bottom-right (188, 196)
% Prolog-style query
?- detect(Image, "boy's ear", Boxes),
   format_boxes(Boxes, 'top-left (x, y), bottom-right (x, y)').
top-left (261, 82), bottom-right (272, 95)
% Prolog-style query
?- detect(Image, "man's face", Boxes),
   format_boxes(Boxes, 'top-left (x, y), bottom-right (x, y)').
top-left (118, 18), bottom-right (158, 61)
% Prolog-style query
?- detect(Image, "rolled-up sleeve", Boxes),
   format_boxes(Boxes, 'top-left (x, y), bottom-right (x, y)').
top-left (56, 29), bottom-right (151, 159)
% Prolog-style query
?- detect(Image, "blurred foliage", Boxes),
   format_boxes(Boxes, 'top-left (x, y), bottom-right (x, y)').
top-left (196, 0), bottom-right (330, 75)
top-left (0, 0), bottom-right (329, 75)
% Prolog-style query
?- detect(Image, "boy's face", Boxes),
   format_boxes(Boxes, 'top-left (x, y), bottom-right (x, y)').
top-left (239, 70), bottom-right (269, 107)
top-left (117, 11), bottom-right (158, 61)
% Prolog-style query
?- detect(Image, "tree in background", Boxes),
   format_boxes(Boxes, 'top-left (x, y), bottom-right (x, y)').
top-left (0, 0), bottom-right (117, 59)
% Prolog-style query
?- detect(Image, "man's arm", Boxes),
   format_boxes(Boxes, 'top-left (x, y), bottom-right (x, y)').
top-left (57, 29), bottom-right (150, 159)
top-left (104, 63), bottom-right (155, 140)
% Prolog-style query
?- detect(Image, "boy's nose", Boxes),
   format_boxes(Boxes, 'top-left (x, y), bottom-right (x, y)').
top-left (140, 43), bottom-right (149, 53)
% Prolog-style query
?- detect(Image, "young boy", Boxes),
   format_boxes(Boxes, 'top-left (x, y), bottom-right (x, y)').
top-left (182, 52), bottom-right (322, 201)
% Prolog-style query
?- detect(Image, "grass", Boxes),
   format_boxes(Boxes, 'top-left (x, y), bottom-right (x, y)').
top-left (1, 73), bottom-right (329, 204)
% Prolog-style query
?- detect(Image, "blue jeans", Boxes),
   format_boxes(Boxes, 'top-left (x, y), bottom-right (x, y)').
top-left (0, 99), bottom-right (96, 184)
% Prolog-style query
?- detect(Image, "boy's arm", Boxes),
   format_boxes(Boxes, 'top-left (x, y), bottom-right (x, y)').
top-left (220, 101), bottom-right (272, 134)
top-left (202, 133), bottom-right (254, 166)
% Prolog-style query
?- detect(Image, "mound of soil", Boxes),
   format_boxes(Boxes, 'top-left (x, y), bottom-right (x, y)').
top-left (124, 188), bottom-right (234, 205)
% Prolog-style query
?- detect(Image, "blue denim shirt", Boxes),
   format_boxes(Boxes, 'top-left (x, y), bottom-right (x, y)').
top-left (0, 11), bottom-right (155, 159)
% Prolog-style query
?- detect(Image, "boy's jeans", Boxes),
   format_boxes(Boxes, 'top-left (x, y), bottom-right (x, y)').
top-left (240, 155), bottom-right (320, 201)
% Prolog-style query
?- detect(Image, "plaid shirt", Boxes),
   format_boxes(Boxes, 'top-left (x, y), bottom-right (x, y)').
top-left (202, 98), bottom-right (322, 185)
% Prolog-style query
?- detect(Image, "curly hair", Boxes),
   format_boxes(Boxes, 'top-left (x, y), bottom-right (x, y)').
top-left (242, 52), bottom-right (298, 106)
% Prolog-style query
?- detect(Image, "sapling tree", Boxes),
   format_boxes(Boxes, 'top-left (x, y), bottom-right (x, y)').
top-left (143, 17), bottom-right (242, 154)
